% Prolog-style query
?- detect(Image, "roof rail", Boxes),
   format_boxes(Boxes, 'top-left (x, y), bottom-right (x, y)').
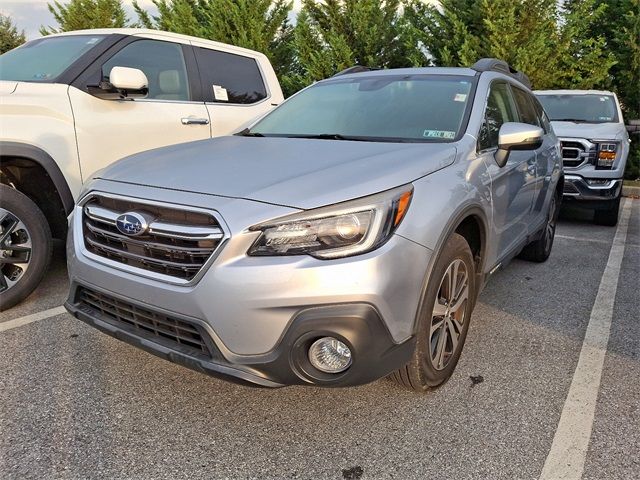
top-left (471, 58), bottom-right (532, 89)
top-left (332, 65), bottom-right (380, 77)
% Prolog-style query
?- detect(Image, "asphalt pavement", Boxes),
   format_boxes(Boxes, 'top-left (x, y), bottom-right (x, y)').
top-left (1, 199), bottom-right (638, 480)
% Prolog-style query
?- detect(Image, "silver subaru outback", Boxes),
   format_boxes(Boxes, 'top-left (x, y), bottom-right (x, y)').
top-left (65, 59), bottom-right (562, 391)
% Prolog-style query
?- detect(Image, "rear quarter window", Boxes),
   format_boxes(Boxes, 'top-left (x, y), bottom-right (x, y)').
top-left (194, 48), bottom-right (267, 104)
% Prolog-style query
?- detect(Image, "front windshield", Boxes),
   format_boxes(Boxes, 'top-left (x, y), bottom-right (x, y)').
top-left (251, 75), bottom-right (474, 142)
top-left (537, 94), bottom-right (619, 123)
top-left (0, 35), bottom-right (106, 82)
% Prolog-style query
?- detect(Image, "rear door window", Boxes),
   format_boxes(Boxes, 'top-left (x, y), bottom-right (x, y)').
top-left (194, 47), bottom-right (267, 104)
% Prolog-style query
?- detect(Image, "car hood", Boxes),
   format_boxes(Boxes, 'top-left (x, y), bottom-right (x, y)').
top-left (98, 136), bottom-right (457, 209)
top-left (550, 121), bottom-right (627, 140)
top-left (0, 81), bottom-right (18, 95)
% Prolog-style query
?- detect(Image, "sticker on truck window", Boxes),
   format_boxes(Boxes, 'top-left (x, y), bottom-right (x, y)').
top-left (213, 85), bottom-right (229, 102)
top-left (453, 93), bottom-right (467, 102)
top-left (423, 130), bottom-right (456, 139)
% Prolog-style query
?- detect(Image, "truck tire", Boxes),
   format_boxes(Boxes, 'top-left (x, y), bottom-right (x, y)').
top-left (519, 190), bottom-right (559, 262)
top-left (0, 185), bottom-right (52, 311)
top-left (391, 233), bottom-right (475, 391)
top-left (593, 196), bottom-right (621, 227)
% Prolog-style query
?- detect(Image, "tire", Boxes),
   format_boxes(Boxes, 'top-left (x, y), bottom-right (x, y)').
top-left (391, 233), bottom-right (475, 391)
top-left (593, 196), bottom-right (620, 227)
top-left (519, 190), bottom-right (560, 263)
top-left (0, 185), bottom-right (52, 311)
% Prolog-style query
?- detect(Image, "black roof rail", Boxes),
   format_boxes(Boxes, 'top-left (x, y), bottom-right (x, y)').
top-left (471, 58), bottom-right (532, 89)
top-left (332, 65), bottom-right (380, 77)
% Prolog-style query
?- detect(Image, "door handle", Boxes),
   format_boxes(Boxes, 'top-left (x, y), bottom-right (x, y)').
top-left (527, 163), bottom-right (536, 174)
top-left (181, 117), bottom-right (209, 125)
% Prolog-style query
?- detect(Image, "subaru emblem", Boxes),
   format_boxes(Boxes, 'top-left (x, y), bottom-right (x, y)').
top-left (116, 212), bottom-right (149, 236)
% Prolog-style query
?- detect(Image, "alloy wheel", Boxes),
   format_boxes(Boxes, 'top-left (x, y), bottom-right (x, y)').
top-left (544, 195), bottom-right (557, 252)
top-left (429, 259), bottom-right (469, 370)
top-left (0, 208), bottom-right (32, 293)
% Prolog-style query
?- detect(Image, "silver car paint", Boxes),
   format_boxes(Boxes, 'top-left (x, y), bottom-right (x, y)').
top-left (67, 69), bottom-right (561, 359)
top-left (68, 181), bottom-right (432, 354)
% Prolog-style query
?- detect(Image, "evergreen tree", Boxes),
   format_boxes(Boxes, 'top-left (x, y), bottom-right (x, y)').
top-left (286, 0), bottom-right (418, 92)
top-left (40, 0), bottom-right (129, 35)
top-left (0, 14), bottom-right (26, 54)
top-left (556, 0), bottom-right (617, 89)
top-left (133, 0), bottom-right (294, 93)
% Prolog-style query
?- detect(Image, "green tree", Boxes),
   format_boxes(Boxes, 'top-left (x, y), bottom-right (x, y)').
top-left (556, 0), bottom-right (617, 89)
top-left (594, 0), bottom-right (640, 179)
top-left (404, 0), bottom-right (618, 90)
top-left (133, 0), bottom-right (295, 93)
top-left (0, 14), bottom-right (26, 54)
top-left (286, 0), bottom-right (418, 93)
top-left (40, 0), bottom-right (129, 35)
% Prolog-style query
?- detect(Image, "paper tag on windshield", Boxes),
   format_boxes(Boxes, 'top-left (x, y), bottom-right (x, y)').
top-left (213, 85), bottom-right (229, 102)
top-left (454, 93), bottom-right (467, 102)
top-left (423, 130), bottom-right (456, 139)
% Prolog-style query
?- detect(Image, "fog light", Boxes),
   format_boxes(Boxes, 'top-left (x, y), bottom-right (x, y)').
top-left (308, 337), bottom-right (352, 373)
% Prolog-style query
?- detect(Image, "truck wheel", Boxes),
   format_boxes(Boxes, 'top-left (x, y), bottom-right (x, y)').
top-left (519, 191), bottom-right (559, 263)
top-left (593, 196), bottom-right (621, 227)
top-left (0, 185), bottom-right (52, 311)
top-left (391, 233), bottom-right (475, 391)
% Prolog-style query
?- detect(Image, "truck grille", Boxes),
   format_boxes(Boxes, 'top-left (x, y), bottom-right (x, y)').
top-left (560, 141), bottom-right (596, 168)
top-left (82, 195), bottom-right (225, 281)
top-left (77, 287), bottom-right (222, 361)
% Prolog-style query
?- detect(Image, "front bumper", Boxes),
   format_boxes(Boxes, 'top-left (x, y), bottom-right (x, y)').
top-left (65, 288), bottom-right (416, 387)
top-left (66, 187), bottom-right (431, 387)
top-left (562, 175), bottom-right (622, 203)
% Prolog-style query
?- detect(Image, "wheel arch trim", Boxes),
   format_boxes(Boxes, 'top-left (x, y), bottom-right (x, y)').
top-left (410, 204), bottom-right (489, 335)
top-left (0, 142), bottom-right (75, 215)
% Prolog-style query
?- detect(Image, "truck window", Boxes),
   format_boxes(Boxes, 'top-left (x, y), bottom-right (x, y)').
top-left (102, 40), bottom-right (190, 101)
top-left (194, 48), bottom-right (267, 104)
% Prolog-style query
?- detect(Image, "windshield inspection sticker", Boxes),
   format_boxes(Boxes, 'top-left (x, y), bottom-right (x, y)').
top-left (423, 130), bottom-right (456, 139)
top-left (454, 93), bottom-right (467, 102)
top-left (213, 85), bottom-right (229, 102)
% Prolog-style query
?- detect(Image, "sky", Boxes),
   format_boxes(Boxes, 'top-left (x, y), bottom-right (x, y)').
top-left (1, 1), bottom-right (305, 40)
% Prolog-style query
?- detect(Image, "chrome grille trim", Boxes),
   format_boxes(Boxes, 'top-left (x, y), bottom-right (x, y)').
top-left (77, 192), bottom-right (229, 285)
top-left (560, 138), bottom-right (596, 169)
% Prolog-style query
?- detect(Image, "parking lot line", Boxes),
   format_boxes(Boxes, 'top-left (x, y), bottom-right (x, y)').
top-left (539, 198), bottom-right (632, 480)
top-left (0, 305), bottom-right (67, 333)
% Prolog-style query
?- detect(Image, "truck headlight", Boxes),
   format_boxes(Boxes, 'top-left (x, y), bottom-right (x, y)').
top-left (596, 142), bottom-right (617, 168)
top-left (248, 185), bottom-right (413, 259)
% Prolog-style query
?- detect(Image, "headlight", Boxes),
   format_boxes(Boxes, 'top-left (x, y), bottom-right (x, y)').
top-left (596, 142), bottom-right (617, 168)
top-left (248, 185), bottom-right (413, 259)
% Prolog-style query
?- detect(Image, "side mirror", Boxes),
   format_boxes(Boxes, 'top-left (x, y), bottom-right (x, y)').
top-left (626, 119), bottom-right (640, 134)
top-left (495, 122), bottom-right (544, 167)
top-left (90, 66), bottom-right (149, 100)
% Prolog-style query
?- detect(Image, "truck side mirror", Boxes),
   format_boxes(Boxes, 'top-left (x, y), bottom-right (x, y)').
top-left (495, 122), bottom-right (544, 167)
top-left (626, 119), bottom-right (640, 135)
top-left (90, 66), bottom-right (149, 100)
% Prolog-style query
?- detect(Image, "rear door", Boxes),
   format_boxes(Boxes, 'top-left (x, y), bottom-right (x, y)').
top-left (69, 36), bottom-right (211, 181)
top-left (191, 43), bottom-right (278, 136)
top-left (479, 81), bottom-right (537, 260)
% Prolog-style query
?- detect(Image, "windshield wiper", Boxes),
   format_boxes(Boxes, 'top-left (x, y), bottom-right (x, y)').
top-left (552, 118), bottom-right (591, 123)
top-left (235, 128), bottom-right (264, 137)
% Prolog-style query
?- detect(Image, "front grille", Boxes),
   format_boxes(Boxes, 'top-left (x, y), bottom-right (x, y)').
top-left (561, 141), bottom-right (596, 168)
top-left (77, 287), bottom-right (221, 361)
top-left (82, 195), bottom-right (225, 281)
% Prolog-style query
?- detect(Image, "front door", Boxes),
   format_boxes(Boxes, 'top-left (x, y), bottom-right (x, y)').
top-left (479, 82), bottom-right (537, 260)
top-left (70, 38), bottom-right (211, 182)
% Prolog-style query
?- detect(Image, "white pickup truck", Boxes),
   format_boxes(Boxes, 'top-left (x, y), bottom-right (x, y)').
top-left (0, 29), bottom-right (284, 310)
top-left (535, 89), bottom-right (630, 226)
